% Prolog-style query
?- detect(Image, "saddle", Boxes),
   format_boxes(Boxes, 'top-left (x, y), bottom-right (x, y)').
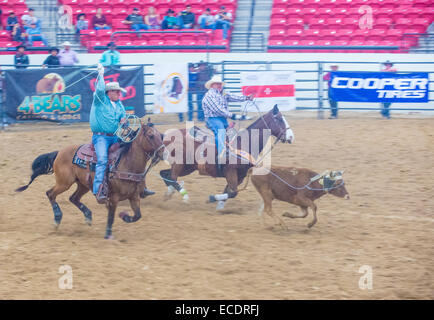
top-left (188, 126), bottom-right (214, 143)
top-left (188, 126), bottom-right (256, 176)
top-left (72, 142), bottom-right (123, 173)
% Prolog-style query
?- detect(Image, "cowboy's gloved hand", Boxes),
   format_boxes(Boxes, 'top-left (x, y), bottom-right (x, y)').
top-left (228, 122), bottom-right (235, 129)
top-left (120, 118), bottom-right (128, 129)
top-left (246, 94), bottom-right (254, 101)
top-left (97, 63), bottom-right (104, 76)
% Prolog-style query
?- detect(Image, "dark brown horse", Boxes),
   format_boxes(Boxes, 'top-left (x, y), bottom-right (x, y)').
top-left (160, 105), bottom-right (294, 210)
top-left (16, 121), bottom-right (165, 239)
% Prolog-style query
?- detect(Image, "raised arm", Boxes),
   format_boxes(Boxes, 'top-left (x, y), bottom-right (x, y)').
top-left (94, 64), bottom-right (106, 102)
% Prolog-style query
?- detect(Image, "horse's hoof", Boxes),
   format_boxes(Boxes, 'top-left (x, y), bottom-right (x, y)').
top-left (119, 211), bottom-right (128, 220)
top-left (53, 221), bottom-right (60, 229)
top-left (216, 200), bottom-right (225, 211)
top-left (85, 218), bottom-right (92, 226)
top-left (104, 235), bottom-right (115, 240)
top-left (182, 194), bottom-right (189, 203)
top-left (163, 192), bottom-right (173, 201)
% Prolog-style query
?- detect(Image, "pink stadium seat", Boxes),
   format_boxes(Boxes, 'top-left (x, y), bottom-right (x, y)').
top-left (327, 18), bottom-right (344, 29)
top-left (303, 29), bottom-right (321, 40)
top-left (270, 18), bottom-right (287, 28)
top-left (287, 18), bottom-right (304, 29)
top-left (285, 8), bottom-right (303, 17)
top-left (332, 8), bottom-right (350, 19)
top-left (414, 0), bottom-right (430, 7)
top-left (316, 8), bottom-right (334, 19)
top-left (375, 17), bottom-right (392, 30)
top-left (308, 18), bottom-right (327, 29)
top-left (301, 8), bottom-right (318, 16)
top-left (286, 29), bottom-right (303, 40)
top-left (269, 29), bottom-right (287, 39)
top-left (268, 39), bottom-right (285, 46)
top-left (405, 7), bottom-right (424, 20)
top-left (342, 17), bottom-right (358, 29)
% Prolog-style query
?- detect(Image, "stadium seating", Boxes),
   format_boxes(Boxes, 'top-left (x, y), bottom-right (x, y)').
top-left (268, 0), bottom-right (434, 52)
top-left (58, 0), bottom-right (238, 52)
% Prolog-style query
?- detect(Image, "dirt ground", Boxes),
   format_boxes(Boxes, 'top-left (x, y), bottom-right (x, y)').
top-left (0, 112), bottom-right (433, 300)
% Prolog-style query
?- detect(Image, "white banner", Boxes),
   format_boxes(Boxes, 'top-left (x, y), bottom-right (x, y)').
top-left (153, 63), bottom-right (188, 113)
top-left (240, 71), bottom-right (296, 112)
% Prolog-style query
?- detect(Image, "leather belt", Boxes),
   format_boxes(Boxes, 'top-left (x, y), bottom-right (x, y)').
top-left (94, 132), bottom-right (115, 137)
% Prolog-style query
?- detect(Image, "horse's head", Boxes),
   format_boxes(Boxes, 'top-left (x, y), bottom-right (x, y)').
top-left (137, 118), bottom-right (166, 160)
top-left (261, 105), bottom-right (294, 143)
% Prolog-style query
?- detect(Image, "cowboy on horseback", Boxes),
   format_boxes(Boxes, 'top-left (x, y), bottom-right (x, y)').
top-left (89, 63), bottom-right (127, 203)
top-left (202, 75), bottom-right (253, 176)
top-left (90, 63), bottom-right (154, 203)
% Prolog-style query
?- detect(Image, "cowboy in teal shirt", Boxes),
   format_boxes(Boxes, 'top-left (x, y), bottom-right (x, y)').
top-left (90, 64), bottom-right (126, 203)
top-left (99, 42), bottom-right (120, 67)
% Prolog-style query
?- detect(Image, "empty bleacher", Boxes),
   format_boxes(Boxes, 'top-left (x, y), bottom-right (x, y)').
top-left (268, 0), bottom-right (434, 52)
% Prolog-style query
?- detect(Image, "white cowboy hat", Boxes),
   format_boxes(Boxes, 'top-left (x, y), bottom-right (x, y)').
top-left (105, 82), bottom-right (126, 93)
top-left (205, 75), bottom-right (225, 90)
top-left (61, 41), bottom-right (72, 47)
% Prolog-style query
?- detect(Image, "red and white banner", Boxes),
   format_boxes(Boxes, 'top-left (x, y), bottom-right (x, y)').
top-left (241, 71), bottom-right (296, 111)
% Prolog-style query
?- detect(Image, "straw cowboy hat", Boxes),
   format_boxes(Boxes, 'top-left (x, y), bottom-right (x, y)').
top-left (61, 41), bottom-right (72, 47)
top-left (205, 75), bottom-right (225, 90)
top-left (105, 82), bottom-right (126, 93)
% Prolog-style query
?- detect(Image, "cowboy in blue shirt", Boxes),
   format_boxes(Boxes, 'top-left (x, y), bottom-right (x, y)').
top-left (90, 63), bottom-right (126, 203)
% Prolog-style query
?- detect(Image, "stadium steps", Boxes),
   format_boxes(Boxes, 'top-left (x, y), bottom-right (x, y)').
top-left (230, 0), bottom-right (272, 52)
top-left (24, 0), bottom-right (59, 47)
top-left (25, 0), bottom-right (86, 51)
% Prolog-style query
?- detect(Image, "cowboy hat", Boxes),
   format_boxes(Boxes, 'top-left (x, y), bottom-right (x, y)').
top-left (61, 41), bottom-right (72, 47)
top-left (105, 82), bottom-right (126, 93)
top-left (205, 75), bottom-right (225, 89)
top-left (383, 60), bottom-right (394, 66)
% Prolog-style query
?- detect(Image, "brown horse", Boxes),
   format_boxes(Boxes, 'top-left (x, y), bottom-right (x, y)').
top-left (160, 105), bottom-right (294, 210)
top-left (16, 121), bottom-right (165, 239)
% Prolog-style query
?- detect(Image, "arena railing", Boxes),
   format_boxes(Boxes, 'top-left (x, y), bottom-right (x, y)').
top-left (219, 60), bottom-right (434, 118)
top-left (402, 33), bottom-right (434, 54)
top-left (1, 60), bottom-right (434, 130)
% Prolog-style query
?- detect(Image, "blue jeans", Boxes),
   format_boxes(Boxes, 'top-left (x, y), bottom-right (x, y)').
top-left (92, 133), bottom-right (118, 195)
top-left (213, 20), bottom-right (231, 39)
top-left (95, 26), bottom-right (111, 30)
top-left (177, 16), bottom-right (192, 29)
top-left (28, 34), bottom-right (48, 46)
top-left (131, 23), bottom-right (149, 31)
top-left (200, 20), bottom-right (215, 29)
top-left (206, 117), bottom-right (228, 161)
top-left (381, 103), bottom-right (391, 118)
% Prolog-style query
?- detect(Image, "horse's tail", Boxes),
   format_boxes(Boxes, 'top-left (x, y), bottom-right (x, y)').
top-left (238, 167), bottom-right (253, 192)
top-left (15, 151), bottom-right (58, 192)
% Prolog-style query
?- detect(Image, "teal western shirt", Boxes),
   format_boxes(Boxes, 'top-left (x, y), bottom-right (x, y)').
top-left (89, 73), bottom-right (126, 134)
top-left (99, 50), bottom-right (120, 66)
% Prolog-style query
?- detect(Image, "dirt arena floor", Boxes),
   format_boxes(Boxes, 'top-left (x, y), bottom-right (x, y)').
top-left (0, 112), bottom-right (433, 299)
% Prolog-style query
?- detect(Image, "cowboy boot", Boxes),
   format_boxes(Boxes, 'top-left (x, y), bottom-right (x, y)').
top-left (140, 188), bottom-right (156, 198)
top-left (95, 184), bottom-right (107, 204)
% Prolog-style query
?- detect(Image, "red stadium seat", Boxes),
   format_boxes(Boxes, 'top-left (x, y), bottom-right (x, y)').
top-left (342, 17), bottom-right (359, 29)
top-left (327, 18), bottom-right (344, 29)
top-left (270, 18), bottom-right (287, 28)
top-left (308, 18), bottom-right (327, 29)
top-left (285, 8), bottom-right (304, 17)
top-left (287, 18), bottom-right (304, 29)
top-left (332, 7), bottom-right (350, 19)
top-left (316, 8), bottom-right (334, 19)
top-left (286, 29), bottom-right (303, 40)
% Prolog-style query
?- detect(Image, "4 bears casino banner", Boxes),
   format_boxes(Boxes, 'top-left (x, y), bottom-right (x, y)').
top-left (4, 66), bottom-right (144, 123)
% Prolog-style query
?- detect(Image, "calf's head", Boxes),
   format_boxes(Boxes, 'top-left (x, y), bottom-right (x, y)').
top-left (323, 170), bottom-right (350, 200)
